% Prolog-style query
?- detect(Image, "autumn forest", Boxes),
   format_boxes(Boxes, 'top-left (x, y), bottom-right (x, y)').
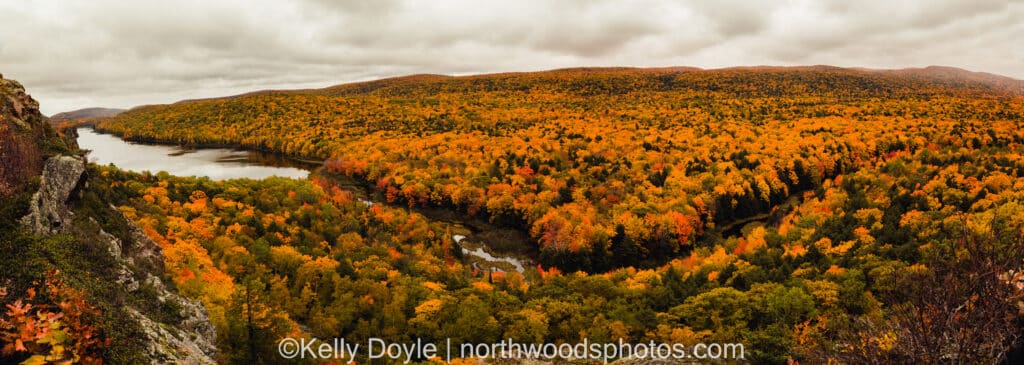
top-left (5, 65), bottom-right (1024, 364)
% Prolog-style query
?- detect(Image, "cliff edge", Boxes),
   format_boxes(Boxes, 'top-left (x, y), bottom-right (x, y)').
top-left (1, 73), bottom-right (217, 364)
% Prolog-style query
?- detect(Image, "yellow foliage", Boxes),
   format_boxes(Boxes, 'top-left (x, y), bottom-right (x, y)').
top-left (421, 281), bottom-right (445, 292)
top-left (471, 281), bottom-right (494, 292)
top-left (784, 244), bottom-right (807, 258)
top-left (414, 299), bottom-right (444, 316)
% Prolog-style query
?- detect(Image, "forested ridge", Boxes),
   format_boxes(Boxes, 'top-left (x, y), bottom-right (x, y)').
top-left (97, 66), bottom-right (1024, 270)
top-left (91, 66), bottom-right (1024, 363)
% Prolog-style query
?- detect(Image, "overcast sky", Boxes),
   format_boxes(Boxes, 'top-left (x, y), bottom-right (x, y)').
top-left (1, 0), bottom-right (1022, 115)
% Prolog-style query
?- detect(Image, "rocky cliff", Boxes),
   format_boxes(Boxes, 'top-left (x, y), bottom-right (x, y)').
top-left (20, 155), bottom-right (86, 235)
top-left (1, 73), bottom-right (49, 197)
top-left (1, 73), bottom-right (217, 364)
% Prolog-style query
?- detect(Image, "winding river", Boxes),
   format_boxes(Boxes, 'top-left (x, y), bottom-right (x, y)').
top-left (77, 127), bottom-right (531, 274)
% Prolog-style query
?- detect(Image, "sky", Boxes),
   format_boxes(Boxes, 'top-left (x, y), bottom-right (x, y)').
top-left (1, 0), bottom-right (1022, 116)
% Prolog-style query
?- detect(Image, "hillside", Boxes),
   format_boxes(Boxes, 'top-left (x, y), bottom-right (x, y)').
top-left (1, 73), bottom-right (216, 363)
top-left (75, 65), bottom-right (1024, 363)
top-left (96, 66), bottom-right (1024, 270)
top-left (49, 107), bottom-right (125, 125)
top-left (0, 73), bottom-right (68, 197)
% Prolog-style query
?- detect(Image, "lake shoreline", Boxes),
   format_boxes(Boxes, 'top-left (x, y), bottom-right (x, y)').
top-left (89, 126), bottom-right (326, 167)
top-left (78, 126), bottom-right (538, 276)
top-left (76, 127), bottom-right (313, 180)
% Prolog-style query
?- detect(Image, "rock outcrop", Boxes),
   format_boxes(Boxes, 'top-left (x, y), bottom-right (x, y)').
top-left (1, 73), bottom-right (50, 196)
top-left (106, 205), bottom-right (218, 364)
top-left (4, 72), bottom-right (218, 364)
top-left (128, 306), bottom-right (217, 365)
top-left (20, 155), bottom-right (86, 235)
top-left (0, 73), bottom-right (44, 131)
top-left (20, 155), bottom-right (218, 364)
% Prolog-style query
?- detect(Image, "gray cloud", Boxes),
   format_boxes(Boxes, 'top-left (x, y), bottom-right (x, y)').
top-left (0, 0), bottom-right (1021, 115)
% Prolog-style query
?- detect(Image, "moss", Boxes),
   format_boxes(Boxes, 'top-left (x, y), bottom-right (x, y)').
top-left (0, 166), bottom-right (198, 364)
top-left (0, 227), bottom-right (50, 294)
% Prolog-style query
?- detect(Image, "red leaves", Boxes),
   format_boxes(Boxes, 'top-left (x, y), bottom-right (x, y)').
top-left (668, 211), bottom-right (697, 246)
top-left (0, 270), bottom-right (107, 364)
top-left (514, 165), bottom-right (535, 178)
top-left (5, 301), bottom-right (32, 318)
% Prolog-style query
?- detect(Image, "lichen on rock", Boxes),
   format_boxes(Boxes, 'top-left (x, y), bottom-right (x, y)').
top-left (5, 70), bottom-right (218, 363)
top-left (20, 155), bottom-right (86, 235)
top-left (17, 156), bottom-right (218, 363)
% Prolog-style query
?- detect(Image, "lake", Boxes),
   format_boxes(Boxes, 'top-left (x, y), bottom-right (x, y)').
top-left (77, 127), bottom-right (533, 274)
top-left (76, 127), bottom-right (312, 180)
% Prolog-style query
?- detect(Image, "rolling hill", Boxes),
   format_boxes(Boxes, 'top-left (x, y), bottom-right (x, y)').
top-left (90, 65), bottom-right (1024, 363)
top-left (96, 65), bottom-right (1024, 268)
top-left (49, 107), bottom-right (125, 125)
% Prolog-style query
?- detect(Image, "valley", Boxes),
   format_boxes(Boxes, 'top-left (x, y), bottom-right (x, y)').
top-left (77, 127), bottom-right (535, 276)
top-left (4, 66), bottom-right (1024, 364)
top-left (4, 0), bottom-right (1023, 363)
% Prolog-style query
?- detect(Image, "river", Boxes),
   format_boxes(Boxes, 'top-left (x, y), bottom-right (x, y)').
top-left (77, 127), bottom-right (532, 274)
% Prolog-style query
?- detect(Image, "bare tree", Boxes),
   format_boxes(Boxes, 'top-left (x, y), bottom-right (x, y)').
top-left (804, 214), bottom-right (1024, 364)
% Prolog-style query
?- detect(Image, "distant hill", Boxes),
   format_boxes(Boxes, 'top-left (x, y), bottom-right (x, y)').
top-left (317, 65), bottom-right (1023, 97)
top-left (49, 107), bottom-right (125, 124)
top-left (167, 65), bottom-right (1022, 103)
top-left (95, 64), bottom-right (1024, 263)
top-left (1, 72), bottom-right (216, 364)
top-left (91, 65), bottom-right (1024, 362)
top-left (867, 65), bottom-right (1023, 94)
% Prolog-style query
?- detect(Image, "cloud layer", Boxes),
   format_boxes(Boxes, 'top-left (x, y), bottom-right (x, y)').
top-left (1, 0), bottom-right (1021, 115)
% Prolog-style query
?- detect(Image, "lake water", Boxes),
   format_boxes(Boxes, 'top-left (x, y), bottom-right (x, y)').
top-left (76, 128), bottom-right (312, 180)
top-left (78, 127), bottom-right (533, 274)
